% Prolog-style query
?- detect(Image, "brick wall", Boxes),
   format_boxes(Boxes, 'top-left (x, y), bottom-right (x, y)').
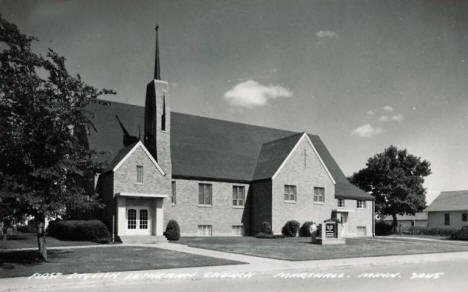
top-left (113, 145), bottom-right (171, 196)
top-left (249, 180), bottom-right (272, 235)
top-left (164, 178), bottom-right (249, 236)
top-left (272, 136), bottom-right (335, 234)
top-left (338, 198), bottom-right (373, 237)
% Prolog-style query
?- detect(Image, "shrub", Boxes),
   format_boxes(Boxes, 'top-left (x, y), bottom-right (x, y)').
top-left (299, 221), bottom-right (314, 237)
top-left (163, 220), bottom-right (180, 241)
top-left (260, 221), bottom-right (273, 235)
top-left (17, 223), bottom-right (37, 234)
top-left (255, 232), bottom-right (285, 239)
top-left (375, 221), bottom-right (393, 236)
top-left (281, 220), bottom-right (300, 237)
top-left (47, 220), bottom-right (111, 243)
top-left (405, 226), bottom-right (459, 237)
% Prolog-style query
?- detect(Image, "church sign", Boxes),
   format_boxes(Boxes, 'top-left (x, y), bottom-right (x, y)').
top-left (325, 222), bottom-right (337, 238)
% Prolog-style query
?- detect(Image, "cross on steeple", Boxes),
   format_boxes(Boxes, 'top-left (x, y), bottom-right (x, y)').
top-left (154, 25), bottom-right (161, 80)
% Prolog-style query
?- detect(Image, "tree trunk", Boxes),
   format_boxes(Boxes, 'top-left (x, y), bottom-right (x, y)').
top-left (37, 218), bottom-right (47, 261)
top-left (2, 222), bottom-right (8, 241)
top-left (391, 213), bottom-right (398, 234)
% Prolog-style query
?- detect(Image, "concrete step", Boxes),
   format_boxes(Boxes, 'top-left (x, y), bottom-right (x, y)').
top-left (119, 235), bottom-right (168, 244)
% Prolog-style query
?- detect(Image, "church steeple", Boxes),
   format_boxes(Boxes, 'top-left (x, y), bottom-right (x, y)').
top-left (154, 25), bottom-right (161, 80)
top-left (144, 24), bottom-right (171, 179)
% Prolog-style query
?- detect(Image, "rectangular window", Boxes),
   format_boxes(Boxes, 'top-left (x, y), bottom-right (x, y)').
top-left (198, 225), bottom-right (212, 236)
top-left (136, 165), bottom-right (144, 184)
top-left (314, 187), bottom-right (325, 203)
top-left (171, 181), bottom-right (176, 205)
top-left (233, 186), bottom-right (245, 206)
top-left (357, 226), bottom-right (367, 236)
top-left (284, 185), bottom-right (297, 202)
top-left (232, 225), bottom-right (244, 236)
top-left (357, 200), bottom-right (366, 209)
top-left (198, 183), bottom-right (212, 206)
top-left (445, 213), bottom-right (450, 226)
top-left (463, 213), bottom-right (467, 222)
top-left (337, 198), bottom-right (345, 208)
top-left (127, 209), bottom-right (136, 229)
top-left (139, 209), bottom-right (148, 229)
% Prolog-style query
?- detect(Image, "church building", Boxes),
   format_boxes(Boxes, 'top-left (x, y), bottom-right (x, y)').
top-left (90, 28), bottom-right (374, 240)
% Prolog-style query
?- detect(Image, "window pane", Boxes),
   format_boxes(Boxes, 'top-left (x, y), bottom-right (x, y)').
top-left (128, 209), bottom-right (136, 229)
top-left (198, 184), bottom-right (204, 204)
top-left (136, 165), bottom-right (143, 183)
top-left (172, 181), bottom-right (176, 204)
top-left (139, 209), bottom-right (148, 229)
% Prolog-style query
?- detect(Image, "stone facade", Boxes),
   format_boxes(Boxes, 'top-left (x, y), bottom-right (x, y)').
top-left (101, 143), bottom-right (169, 237)
top-left (271, 135), bottom-right (336, 234)
top-left (336, 198), bottom-right (373, 237)
top-left (428, 211), bottom-right (468, 229)
top-left (113, 145), bottom-right (170, 196)
top-left (164, 179), bottom-right (249, 236)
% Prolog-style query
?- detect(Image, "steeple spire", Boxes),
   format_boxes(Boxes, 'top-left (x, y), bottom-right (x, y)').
top-left (154, 25), bottom-right (161, 80)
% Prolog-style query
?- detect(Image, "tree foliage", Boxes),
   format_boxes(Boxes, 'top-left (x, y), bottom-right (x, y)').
top-left (349, 145), bottom-right (431, 230)
top-left (0, 15), bottom-right (114, 259)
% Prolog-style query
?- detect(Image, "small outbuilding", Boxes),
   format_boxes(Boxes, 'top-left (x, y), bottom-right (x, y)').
top-left (426, 190), bottom-right (468, 229)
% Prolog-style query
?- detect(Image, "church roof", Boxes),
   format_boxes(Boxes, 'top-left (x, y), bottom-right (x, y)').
top-left (86, 100), bottom-right (373, 200)
top-left (252, 133), bottom-right (303, 181)
top-left (426, 190), bottom-right (468, 212)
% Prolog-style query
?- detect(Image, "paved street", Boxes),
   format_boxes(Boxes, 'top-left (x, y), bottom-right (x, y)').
top-left (2, 251), bottom-right (467, 292)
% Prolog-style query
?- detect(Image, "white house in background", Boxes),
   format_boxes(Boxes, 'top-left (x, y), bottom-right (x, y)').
top-left (383, 212), bottom-right (428, 232)
top-left (426, 190), bottom-right (468, 229)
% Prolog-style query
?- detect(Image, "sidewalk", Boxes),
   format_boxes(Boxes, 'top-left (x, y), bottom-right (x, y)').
top-left (377, 235), bottom-right (468, 245)
top-left (1, 248), bottom-right (468, 292)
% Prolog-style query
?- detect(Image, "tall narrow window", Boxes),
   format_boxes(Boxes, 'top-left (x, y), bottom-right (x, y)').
top-left (233, 186), bottom-right (245, 206)
top-left (444, 213), bottom-right (450, 226)
top-left (139, 209), bottom-right (148, 229)
top-left (171, 181), bottom-right (176, 205)
top-left (136, 165), bottom-right (144, 184)
top-left (284, 185), bottom-right (297, 202)
top-left (128, 209), bottom-right (136, 229)
top-left (198, 183), bottom-right (212, 206)
top-left (463, 213), bottom-right (467, 222)
top-left (314, 187), bottom-right (325, 202)
top-left (161, 95), bottom-right (166, 131)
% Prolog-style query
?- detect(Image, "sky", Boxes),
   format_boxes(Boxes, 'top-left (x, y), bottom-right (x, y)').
top-left (1, 0), bottom-right (467, 204)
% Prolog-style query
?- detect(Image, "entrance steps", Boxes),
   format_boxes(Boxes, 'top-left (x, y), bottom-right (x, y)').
top-left (119, 235), bottom-right (168, 244)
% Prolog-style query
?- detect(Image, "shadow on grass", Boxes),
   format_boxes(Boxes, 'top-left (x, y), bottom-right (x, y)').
top-left (0, 249), bottom-right (73, 266)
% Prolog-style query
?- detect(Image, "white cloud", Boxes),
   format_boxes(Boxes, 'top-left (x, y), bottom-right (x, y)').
top-left (391, 114), bottom-right (404, 121)
top-left (351, 123), bottom-right (385, 138)
top-left (224, 80), bottom-right (292, 109)
top-left (378, 115), bottom-right (389, 122)
top-left (382, 105), bottom-right (394, 112)
top-left (366, 110), bottom-right (375, 116)
top-left (316, 30), bottom-right (338, 38)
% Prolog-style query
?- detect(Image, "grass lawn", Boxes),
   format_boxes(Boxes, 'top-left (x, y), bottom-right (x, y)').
top-left (0, 232), bottom-right (98, 250)
top-left (387, 234), bottom-right (451, 240)
top-left (177, 236), bottom-right (468, 261)
top-left (0, 246), bottom-right (244, 278)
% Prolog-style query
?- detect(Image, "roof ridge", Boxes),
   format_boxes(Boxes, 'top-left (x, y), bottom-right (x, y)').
top-left (260, 132), bottom-right (303, 146)
top-left (171, 111), bottom-right (302, 135)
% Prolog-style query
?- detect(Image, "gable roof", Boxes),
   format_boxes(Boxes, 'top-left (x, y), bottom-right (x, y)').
top-left (252, 133), bottom-right (303, 181)
top-left (103, 140), bottom-right (165, 175)
top-left (426, 190), bottom-right (468, 212)
top-left (86, 100), bottom-right (373, 200)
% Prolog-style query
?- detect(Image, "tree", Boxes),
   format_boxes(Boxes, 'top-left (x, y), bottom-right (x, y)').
top-left (0, 15), bottom-right (114, 260)
top-left (349, 145), bottom-right (431, 232)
